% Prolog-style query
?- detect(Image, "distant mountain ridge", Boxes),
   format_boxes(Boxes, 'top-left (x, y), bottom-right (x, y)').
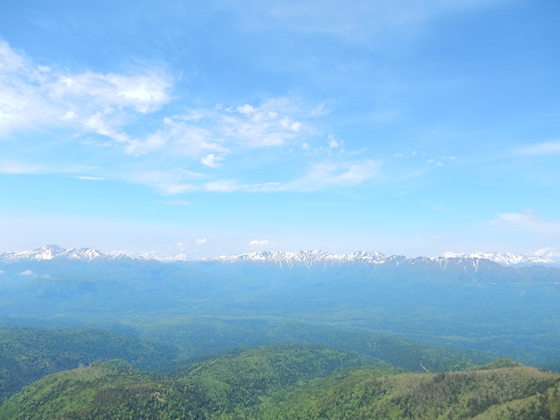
top-left (0, 244), bottom-right (144, 263)
top-left (203, 249), bottom-right (557, 268)
top-left (0, 245), bottom-right (557, 267)
top-left (440, 251), bottom-right (555, 267)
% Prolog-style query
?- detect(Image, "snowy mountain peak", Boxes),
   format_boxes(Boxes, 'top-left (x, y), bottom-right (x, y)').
top-left (438, 251), bottom-right (556, 266)
top-left (0, 245), bottom-right (143, 263)
top-left (204, 250), bottom-right (388, 268)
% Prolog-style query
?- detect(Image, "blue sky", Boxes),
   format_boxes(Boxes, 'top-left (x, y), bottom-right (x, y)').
top-left (1, 0), bottom-right (559, 258)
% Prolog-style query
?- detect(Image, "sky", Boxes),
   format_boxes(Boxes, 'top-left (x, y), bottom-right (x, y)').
top-left (0, 0), bottom-right (559, 259)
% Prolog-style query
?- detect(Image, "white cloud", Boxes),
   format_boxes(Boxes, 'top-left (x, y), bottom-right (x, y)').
top-left (0, 42), bottom-right (25, 72)
top-left (0, 42), bottom-right (375, 196)
top-left (532, 247), bottom-right (560, 260)
top-left (218, 98), bottom-right (308, 148)
top-left (249, 239), bottom-right (274, 248)
top-left (195, 238), bottom-right (208, 245)
top-left (124, 96), bottom-right (313, 158)
top-left (51, 71), bottom-right (170, 113)
top-left (200, 154), bottom-right (223, 168)
top-left (19, 270), bottom-right (33, 276)
top-left (237, 104), bottom-right (256, 115)
top-left (0, 41), bottom-right (171, 140)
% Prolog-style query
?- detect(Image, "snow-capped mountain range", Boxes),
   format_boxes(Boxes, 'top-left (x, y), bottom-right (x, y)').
top-left (0, 245), bottom-right (557, 267)
top-left (439, 251), bottom-right (555, 267)
top-left (204, 250), bottom-right (557, 268)
top-left (0, 245), bottom-right (144, 263)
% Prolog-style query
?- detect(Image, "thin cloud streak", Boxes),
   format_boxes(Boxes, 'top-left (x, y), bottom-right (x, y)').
top-left (489, 211), bottom-right (560, 237)
top-left (516, 141), bottom-right (560, 156)
top-left (280, 159), bottom-right (380, 191)
top-left (225, 0), bottom-right (502, 43)
top-left (0, 161), bottom-right (44, 174)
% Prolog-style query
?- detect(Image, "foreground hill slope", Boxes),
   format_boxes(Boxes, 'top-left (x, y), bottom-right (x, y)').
top-left (0, 323), bottom-right (498, 406)
top-left (1, 351), bottom-right (559, 419)
top-left (0, 362), bottom-right (214, 420)
top-left (256, 362), bottom-right (560, 419)
top-left (0, 328), bottom-right (179, 404)
top-left (0, 343), bottom-right (380, 419)
top-left (169, 343), bottom-right (376, 410)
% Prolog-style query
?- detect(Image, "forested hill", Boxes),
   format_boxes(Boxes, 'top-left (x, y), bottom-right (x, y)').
top-left (255, 362), bottom-right (560, 419)
top-left (0, 344), bottom-right (384, 419)
top-left (0, 324), bottom-right (495, 405)
top-left (0, 344), bottom-right (558, 420)
top-left (0, 328), bottom-right (179, 404)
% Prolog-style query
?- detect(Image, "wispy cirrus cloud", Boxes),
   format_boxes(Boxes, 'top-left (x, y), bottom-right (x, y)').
top-left (224, 0), bottom-right (501, 43)
top-left (0, 41), bottom-right (171, 140)
top-left (0, 161), bottom-right (44, 174)
top-left (0, 41), bottom-right (379, 196)
top-left (131, 158), bottom-right (379, 195)
top-left (516, 141), bottom-right (560, 156)
top-left (125, 97), bottom-right (315, 159)
top-left (489, 211), bottom-right (560, 236)
top-left (281, 159), bottom-right (379, 191)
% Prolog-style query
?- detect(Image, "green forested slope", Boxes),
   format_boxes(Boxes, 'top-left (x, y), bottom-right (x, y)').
top-left (1, 343), bottom-right (559, 420)
top-left (0, 328), bottom-right (178, 403)
top-left (257, 364), bottom-right (560, 419)
top-left (0, 343), bottom-right (375, 419)
top-left (0, 362), bottom-right (218, 420)
top-left (136, 318), bottom-right (493, 372)
top-left (170, 343), bottom-right (376, 411)
top-left (0, 321), bottom-right (497, 406)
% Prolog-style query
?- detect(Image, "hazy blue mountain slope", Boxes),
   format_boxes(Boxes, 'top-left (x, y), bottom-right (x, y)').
top-left (1, 250), bottom-right (560, 366)
top-left (136, 318), bottom-right (493, 373)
